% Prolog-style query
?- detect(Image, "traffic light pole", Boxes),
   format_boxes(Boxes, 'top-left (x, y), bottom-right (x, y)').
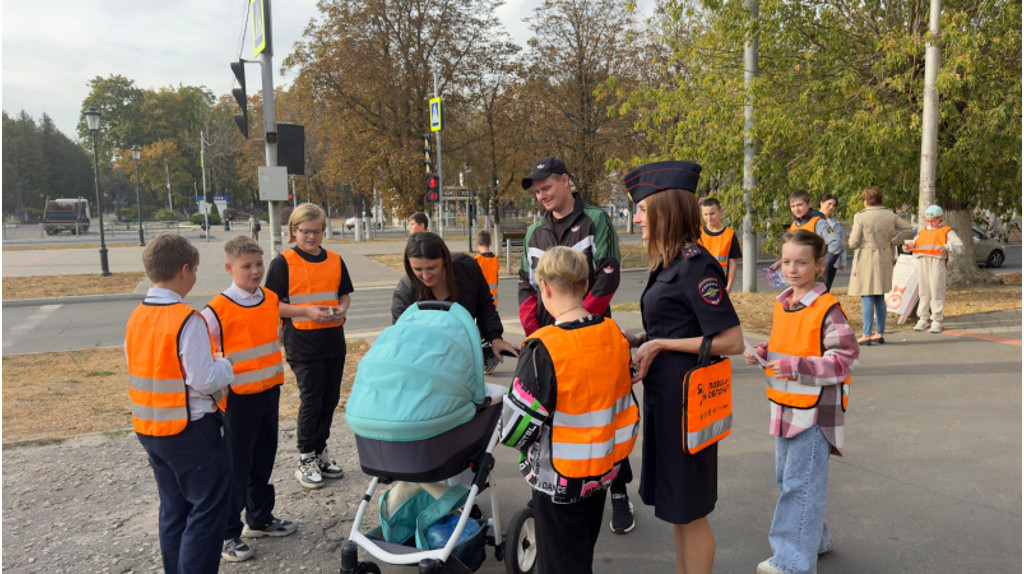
top-left (433, 68), bottom-right (444, 239)
top-left (261, 8), bottom-right (281, 257)
top-left (201, 131), bottom-right (210, 243)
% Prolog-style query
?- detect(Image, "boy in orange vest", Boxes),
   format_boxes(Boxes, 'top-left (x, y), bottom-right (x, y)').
top-left (699, 197), bottom-right (741, 292)
top-left (201, 237), bottom-right (300, 562)
top-left (126, 233), bottom-right (234, 574)
top-left (475, 230), bottom-right (501, 374)
top-left (905, 205), bottom-right (963, 333)
top-left (501, 246), bottom-right (639, 574)
top-left (771, 190), bottom-right (842, 275)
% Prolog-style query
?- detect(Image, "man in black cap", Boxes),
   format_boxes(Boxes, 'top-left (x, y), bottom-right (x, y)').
top-left (517, 156), bottom-right (637, 534)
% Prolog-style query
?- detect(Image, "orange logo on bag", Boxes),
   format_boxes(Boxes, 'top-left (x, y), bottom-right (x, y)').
top-left (682, 337), bottom-right (732, 454)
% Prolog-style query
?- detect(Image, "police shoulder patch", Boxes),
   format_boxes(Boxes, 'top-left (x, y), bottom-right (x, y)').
top-left (698, 277), bottom-right (723, 305)
top-left (682, 245), bottom-right (702, 260)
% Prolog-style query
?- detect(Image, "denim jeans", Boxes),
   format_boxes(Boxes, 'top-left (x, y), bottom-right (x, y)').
top-left (768, 425), bottom-right (833, 574)
top-left (860, 294), bottom-right (886, 337)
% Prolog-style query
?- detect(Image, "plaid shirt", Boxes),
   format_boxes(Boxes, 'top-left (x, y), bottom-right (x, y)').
top-left (752, 283), bottom-right (859, 455)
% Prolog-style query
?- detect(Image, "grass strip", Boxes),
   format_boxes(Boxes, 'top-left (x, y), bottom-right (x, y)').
top-left (3, 243), bottom-right (140, 252)
top-left (1, 340), bottom-right (370, 443)
top-left (2, 272), bottom-right (147, 300)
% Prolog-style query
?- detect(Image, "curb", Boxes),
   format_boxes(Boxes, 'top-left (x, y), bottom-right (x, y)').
top-left (2, 292), bottom-right (145, 308)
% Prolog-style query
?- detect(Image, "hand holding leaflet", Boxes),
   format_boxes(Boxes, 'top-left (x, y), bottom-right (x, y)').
top-left (744, 339), bottom-right (767, 368)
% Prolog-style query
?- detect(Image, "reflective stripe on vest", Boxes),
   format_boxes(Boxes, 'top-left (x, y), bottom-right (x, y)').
top-left (206, 288), bottom-right (285, 396)
top-left (126, 303), bottom-right (195, 436)
top-left (283, 248), bottom-right (344, 330)
top-left (766, 292), bottom-right (850, 410)
top-left (699, 227), bottom-right (735, 271)
top-left (526, 318), bottom-right (639, 478)
top-left (475, 254), bottom-right (500, 306)
top-left (914, 226), bottom-right (951, 259)
top-left (790, 216), bottom-right (822, 234)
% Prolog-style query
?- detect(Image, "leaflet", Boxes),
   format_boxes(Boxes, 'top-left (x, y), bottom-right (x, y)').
top-left (744, 339), bottom-right (767, 368)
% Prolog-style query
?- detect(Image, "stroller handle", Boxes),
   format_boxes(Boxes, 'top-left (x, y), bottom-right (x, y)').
top-left (417, 300), bottom-right (455, 312)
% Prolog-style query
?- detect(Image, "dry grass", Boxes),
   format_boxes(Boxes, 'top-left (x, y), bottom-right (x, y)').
top-left (1, 340), bottom-right (371, 443)
top-left (611, 281), bottom-right (1023, 336)
top-left (2, 272), bottom-right (146, 300)
top-left (367, 253), bottom-right (517, 277)
top-left (3, 243), bottom-right (139, 252)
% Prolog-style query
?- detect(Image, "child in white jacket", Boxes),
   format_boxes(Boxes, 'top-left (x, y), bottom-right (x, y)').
top-left (905, 205), bottom-right (963, 333)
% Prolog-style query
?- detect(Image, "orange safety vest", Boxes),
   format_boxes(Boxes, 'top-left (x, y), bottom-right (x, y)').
top-left (913, 226), bottom-right (951, 259)
top-left (766, 291), bottom-right (850, 410)
top-left (790, 216), bottom-right (822, 234)
top-left (475, 253), bottom-right (499, 306)
top-left (526, 319), bottom-right (639, 478)
top-left (283, 248), bottom-right (345, 330)
top-left (699, 227), bottom-right (736, 273)
top-left (126, 302), bottom-right (225, 436)
top-left (205, 287), bottom-right (285, 396)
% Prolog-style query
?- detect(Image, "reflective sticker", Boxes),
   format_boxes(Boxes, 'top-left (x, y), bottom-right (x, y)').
top-left (699, 277), bottom-right (723, 305)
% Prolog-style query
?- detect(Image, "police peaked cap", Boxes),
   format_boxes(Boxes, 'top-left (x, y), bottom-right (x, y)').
top-left (624, 161), bottom-right (702, 203)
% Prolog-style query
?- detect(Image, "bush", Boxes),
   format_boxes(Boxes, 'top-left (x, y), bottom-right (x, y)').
top-left (189, 212), bottom-right (221, 226)
top-left (155, 208), bottom-right (178, 222)
top-left (280, 206), bottom-right (293, 222)
top-left (24, 207), bottom-right (42, 223)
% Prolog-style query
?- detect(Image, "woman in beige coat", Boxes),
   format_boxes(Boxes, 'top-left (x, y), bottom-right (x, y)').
top-left (847, 186), bottom-right (915, 345)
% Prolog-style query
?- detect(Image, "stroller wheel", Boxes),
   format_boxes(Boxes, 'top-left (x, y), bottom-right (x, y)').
top-left (505, 507), bottom-right (537, 574)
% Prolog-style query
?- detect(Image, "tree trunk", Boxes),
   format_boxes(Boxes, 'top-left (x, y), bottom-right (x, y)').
top-left (944, 208), bottom-right (1000, 285)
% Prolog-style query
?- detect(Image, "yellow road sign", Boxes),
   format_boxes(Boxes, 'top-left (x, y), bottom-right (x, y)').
top-left (251, 0), bottom-right (267, 57)
top-left (429, 97), bottom-right (444, 132)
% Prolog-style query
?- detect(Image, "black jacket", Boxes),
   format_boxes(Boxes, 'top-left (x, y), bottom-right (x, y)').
top-left (391, 253), bottom-right (504, 342)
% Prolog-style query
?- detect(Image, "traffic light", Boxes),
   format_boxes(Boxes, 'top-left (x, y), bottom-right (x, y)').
top-left (231, 61), bottom-right (249, 139)
top-left (426, 174), bottom-right (440, 203)
top-left (423, 134), bottom-right (433, 174)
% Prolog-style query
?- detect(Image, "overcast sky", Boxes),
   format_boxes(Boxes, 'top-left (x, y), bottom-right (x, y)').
top-left (1, 0), bottom-right (562, 140)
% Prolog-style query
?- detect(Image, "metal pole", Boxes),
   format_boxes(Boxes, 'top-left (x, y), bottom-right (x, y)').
top-left (433, 67), bottom-right (444, 239)
top-left (90, 132), bottom-right (111, 276)
top-left (918, 0), bottom-right (942, 228)
top-left (291, 178), bottom-right (297, 210)
top-left (741, 0), bottom-right (760, 293)
top-left (201, 131), bottom-right (210, 242)
top-left (261, 18), bottom-right (281, 256)
top-left (165, 158), bottom-right (173, 210)
top-left (135, 159), bottom-right (145, 246)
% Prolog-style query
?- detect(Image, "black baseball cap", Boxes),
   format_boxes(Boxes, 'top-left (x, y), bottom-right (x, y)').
top-left (521, 157), bottom-right (571, 190)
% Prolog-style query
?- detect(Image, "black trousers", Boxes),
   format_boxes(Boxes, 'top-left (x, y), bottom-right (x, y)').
top-left (611, 457), bottom-right (633, 493)
top-left (224, 385), bottom-right (280, 539)
top-left (824, 253), bottom-right (839, 292)
top-left (532, 488), bottom-right (608, 574)
top-left (136, 414), bottom-right (231, 574)
top-left (290, 356), bottom-right (345, 455)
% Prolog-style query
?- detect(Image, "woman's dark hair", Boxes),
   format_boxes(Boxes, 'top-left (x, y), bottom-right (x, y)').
top-left (404, 232), bottom-right (458, 302)
top-left (819, 193), bottom-right (838, 205)
top-left (782, 230), bottom-right (827, 277)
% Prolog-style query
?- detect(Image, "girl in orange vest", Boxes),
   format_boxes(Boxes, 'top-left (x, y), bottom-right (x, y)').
top-left (500, 246), bottom-right (639, 574)
top-left (905, 205), bottom-right (963, 333)
top-left (265, 203), bottom-right (353, 490)
top-left (744, 230), bottom-right (860, 574)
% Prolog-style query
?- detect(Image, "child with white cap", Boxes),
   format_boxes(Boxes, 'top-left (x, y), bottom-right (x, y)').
top-left (904, 205), bottom-right (963, 333)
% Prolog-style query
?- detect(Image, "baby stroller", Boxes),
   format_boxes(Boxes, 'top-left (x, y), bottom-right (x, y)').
top-left (343, 301), bottom-right (536, 574)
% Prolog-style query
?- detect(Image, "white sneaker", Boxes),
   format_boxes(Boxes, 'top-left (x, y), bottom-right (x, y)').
top-left (914, 319), bottom-right (929, 331)
top-left (317, 448), bottom-right (344, 479)
top-left (222, 538), bottom-right (255, 562)
top-left (756, 559), bottom-right (785, 574)
top-left (295, 456), bottom-right (325, 489)
top-left (930, 321), bottom-right (942, 333)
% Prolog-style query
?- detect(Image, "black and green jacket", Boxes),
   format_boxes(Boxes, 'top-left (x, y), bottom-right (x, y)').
top-left (517, 194), bottom-right (621, 335)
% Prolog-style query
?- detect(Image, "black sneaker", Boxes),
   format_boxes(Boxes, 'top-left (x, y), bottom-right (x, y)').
top-left (484, 354), bottom-right (501, 375)
top-left (610, 493), bottom-right (635, 534)
top-left (243, 517), bottom-right (297, 538)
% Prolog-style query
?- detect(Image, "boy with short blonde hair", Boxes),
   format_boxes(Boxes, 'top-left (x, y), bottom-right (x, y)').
top-left (127, 233), bottom-right (234, 573)
top-left (202, 236), bottom-right (298, 562)
top-left (501, 246), bottom-right (639, 574)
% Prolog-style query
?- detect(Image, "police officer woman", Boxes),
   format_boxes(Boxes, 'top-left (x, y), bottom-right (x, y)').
top-left (621, 161), bottom-right (744, 574)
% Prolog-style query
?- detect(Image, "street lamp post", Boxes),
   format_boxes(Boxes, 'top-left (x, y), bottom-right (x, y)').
top-left (132, 144), bottom-right (145, 246)
top-left (84, 106), bottom-right (111, 276)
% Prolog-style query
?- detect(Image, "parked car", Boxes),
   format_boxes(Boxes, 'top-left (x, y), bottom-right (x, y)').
top-left (973, 227), bottom-right (1006, 268)
top-left (345, 217), bottom-right (356, 230)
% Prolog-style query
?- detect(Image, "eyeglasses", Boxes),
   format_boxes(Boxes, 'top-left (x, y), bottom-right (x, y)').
top-left (294, 228), bottom-right (323, 237)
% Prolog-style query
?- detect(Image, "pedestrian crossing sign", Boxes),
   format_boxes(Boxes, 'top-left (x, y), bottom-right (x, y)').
top-left (251, 0), bottom-right (268, 57)
top-left (429, 97), bottom-right (444, 132)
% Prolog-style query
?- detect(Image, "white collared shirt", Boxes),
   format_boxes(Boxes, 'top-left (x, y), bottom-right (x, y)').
top-left (200, 283), bottom-right (265, 350)
top-left (126, 288), bottom-right (235, 420)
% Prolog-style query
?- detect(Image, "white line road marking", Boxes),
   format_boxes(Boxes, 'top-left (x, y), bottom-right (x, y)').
top-left (3, 304), bottom-right (62, 349)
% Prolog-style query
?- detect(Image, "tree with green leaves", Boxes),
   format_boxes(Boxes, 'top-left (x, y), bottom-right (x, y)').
top-left (615, 0), bottom-right (1021, 284)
